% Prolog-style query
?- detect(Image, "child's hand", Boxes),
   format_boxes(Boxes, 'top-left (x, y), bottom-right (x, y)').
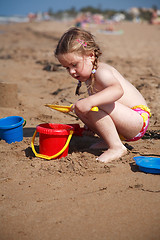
top-left (75, 98), bottom-right (93, 114)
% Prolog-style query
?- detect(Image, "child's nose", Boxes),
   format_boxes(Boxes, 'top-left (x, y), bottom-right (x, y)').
top-left (69, 68), bottom-right (76, 75)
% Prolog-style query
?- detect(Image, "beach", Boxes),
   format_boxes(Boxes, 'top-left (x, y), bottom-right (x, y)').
top-left (0, 20), bottom-right (160, 240)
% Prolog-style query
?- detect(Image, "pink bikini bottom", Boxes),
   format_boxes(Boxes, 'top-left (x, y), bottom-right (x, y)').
top-left (121, 105), bottom-right (151, 142)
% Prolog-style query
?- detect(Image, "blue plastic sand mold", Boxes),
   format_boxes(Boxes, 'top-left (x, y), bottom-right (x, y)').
top-left (133, 156), bottom-right (160, 174)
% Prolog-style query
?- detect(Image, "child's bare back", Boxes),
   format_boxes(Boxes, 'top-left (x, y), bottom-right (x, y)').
top-left (90, 62), bottom-right (147, 108)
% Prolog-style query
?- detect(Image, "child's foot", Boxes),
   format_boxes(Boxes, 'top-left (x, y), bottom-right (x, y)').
top-left (89, 140), bottom-right (108, 150)
top-left (96, 146), bottom-right (128, 163)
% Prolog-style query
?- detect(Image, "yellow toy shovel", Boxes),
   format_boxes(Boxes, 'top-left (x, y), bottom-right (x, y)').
top-left (45, 104), bottom-right (99, 113)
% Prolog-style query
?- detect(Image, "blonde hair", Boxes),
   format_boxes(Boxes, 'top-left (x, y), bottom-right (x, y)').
top-left (55, 27), bottom-right (102, 94)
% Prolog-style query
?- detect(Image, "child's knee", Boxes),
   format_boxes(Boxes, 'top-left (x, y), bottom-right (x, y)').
top-left (100, 103), bottom-right (115, 115)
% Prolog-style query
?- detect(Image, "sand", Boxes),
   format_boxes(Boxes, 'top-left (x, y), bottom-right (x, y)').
top-left (0, 20), bottom-right (160, 240)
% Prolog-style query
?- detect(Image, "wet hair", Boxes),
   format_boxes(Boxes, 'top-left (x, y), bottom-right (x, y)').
top-left (55, 27), bottom-right (102, 95)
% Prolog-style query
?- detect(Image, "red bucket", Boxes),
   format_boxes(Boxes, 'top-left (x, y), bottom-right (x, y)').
top-left (31, 123), bottom-right (74, 160)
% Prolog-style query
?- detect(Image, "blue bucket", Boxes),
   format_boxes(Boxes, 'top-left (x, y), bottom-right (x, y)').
top-left (0, 116), bottom-right (26, 144)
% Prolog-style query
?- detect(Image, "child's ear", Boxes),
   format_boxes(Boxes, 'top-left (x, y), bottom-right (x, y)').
top-left (89, 52), bottom-right (95, 61)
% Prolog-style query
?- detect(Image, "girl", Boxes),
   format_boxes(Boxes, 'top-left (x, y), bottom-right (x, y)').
top-left (55, 27), bottom-right (151, 163)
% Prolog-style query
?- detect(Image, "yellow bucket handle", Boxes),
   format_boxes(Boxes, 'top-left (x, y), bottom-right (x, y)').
top-left (31, 130), bottom-right (74, 160)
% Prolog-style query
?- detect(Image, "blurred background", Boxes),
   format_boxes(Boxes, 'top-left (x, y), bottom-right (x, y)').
top-left (0, 0), bottom-right (160, 25)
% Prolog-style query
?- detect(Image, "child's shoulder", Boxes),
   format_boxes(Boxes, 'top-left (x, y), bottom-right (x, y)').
top-left (97, 62), bottom-right (114, 73)
top-left (96, 62), bottom-right (115, 79)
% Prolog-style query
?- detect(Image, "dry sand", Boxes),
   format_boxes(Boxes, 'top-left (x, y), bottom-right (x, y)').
top-left (0, 20), bottom-right (160, 240)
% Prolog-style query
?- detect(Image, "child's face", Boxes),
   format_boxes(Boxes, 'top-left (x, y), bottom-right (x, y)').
top-left (57, 52), bottom-right (94, 82)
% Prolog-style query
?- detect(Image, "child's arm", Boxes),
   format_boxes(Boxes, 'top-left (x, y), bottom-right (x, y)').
top-left (75, 68), bottom-right (124, 114)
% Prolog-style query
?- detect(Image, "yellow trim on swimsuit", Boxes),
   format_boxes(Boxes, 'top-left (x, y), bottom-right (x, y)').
top-left (119, 105), bottom-right (151, 141)
top-left (132, 105), bottom-right (151, 117)
top-left (141, 112), bottom-right (149, 122)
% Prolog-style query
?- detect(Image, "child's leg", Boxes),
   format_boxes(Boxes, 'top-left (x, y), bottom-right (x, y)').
top-left (88, 108), bottom-right (128, 162)
top-left (75, 102), bottom-right (143, 163)
top-left (101, 102), bottom-right (144, 140)
top-left (75, 106), bottom-right (127, 162)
